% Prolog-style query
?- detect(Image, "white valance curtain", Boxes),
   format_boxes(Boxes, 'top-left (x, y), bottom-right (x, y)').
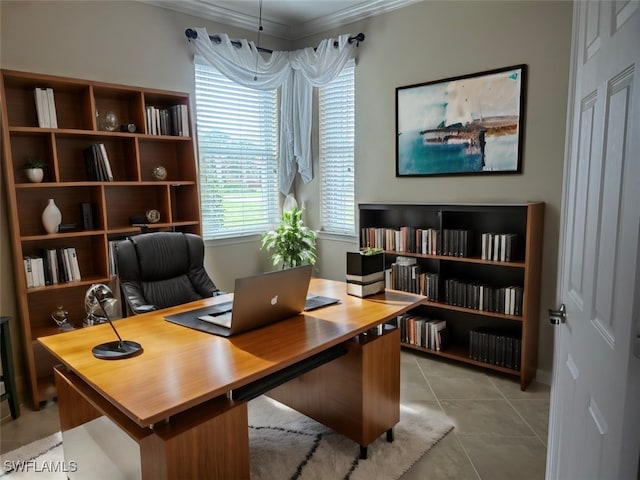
top-left (190, 27), bottom-right (357, 194)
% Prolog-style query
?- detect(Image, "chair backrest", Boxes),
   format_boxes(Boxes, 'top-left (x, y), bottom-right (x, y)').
top-left (114, 232), bottom-right (218, 314)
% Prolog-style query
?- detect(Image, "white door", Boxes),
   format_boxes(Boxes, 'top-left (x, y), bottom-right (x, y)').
top-left (546, 1), bottom-right (640, 479)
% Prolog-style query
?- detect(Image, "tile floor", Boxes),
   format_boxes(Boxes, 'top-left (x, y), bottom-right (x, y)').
top-left (0, 350), bottom-right (550, 479)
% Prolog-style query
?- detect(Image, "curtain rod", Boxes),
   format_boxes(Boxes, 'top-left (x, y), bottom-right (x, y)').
top-left (185, 29), bottom-right (365, 54)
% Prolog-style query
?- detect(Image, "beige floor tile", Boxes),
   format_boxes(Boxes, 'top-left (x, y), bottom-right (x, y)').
top-left (0, 400), bottom-right (59, 454)
top-left (427, 374), bottom-right (504, 400)
top-left (488, 374), bottom-right (551, 400)
top-left (509, 398), bottom-right (550, 445)
top-left (458, 435), bottom-right (547, 480)
top-left (400, 431), bottom-right (480, 480)
top-left (439, 399), bottom-right (535, 436)
top-left (415, 354), bottom-right (486, 379)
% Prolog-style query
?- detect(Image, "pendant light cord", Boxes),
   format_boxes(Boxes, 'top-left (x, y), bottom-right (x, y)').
top-left (254, 0), bottom-right (263, 81)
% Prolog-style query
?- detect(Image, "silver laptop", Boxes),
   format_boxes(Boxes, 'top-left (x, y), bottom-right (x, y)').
top-left (196, 265), bottom-right (312, 337)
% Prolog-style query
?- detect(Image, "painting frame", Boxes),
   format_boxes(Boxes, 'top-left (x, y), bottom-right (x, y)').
top-left (395, 64), bottom-right (527, 177)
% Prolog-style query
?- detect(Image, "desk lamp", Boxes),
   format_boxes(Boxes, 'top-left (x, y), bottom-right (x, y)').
top-left (85, 284), bottom-right (142, 360)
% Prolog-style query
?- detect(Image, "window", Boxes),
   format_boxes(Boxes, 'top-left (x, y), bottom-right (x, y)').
top-left (194, 62), bottom-right (279, 239)
top-left (319, 59), bottom-right (355, 236)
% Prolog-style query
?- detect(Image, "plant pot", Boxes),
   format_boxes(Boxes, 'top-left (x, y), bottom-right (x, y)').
top-left (346, 251), bottom-right (386, 297)
top-left (346, 251), bottom-right (385, 277)
top-left (25, 168), bottom-right (44, 183)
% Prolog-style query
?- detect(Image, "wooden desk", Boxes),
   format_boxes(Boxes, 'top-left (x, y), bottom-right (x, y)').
top-left (39, 279), bottom-right (422, 479)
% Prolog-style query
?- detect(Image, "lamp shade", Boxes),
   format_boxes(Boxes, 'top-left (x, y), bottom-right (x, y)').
top-left (85, 283), bottom-right (142, 360)
top-left (85, 284), bottom-right (116, 326)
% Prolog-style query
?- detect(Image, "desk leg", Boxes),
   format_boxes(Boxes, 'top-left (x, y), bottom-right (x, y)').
top-left (54, 367), bottom-right (250, 480)
top-left (267, 326), bottom-right (401, 453)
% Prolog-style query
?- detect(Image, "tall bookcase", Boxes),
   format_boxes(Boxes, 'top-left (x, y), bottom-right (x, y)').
top-left (1, 70), bottom-right (201, 408)
top-left (359, 202), bottom-right (544, 390)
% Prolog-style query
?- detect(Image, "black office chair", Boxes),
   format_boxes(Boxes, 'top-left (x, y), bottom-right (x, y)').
top-left (114, 232), bottom-right (221, 315)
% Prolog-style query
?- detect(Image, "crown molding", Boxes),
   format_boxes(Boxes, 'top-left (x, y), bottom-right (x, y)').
top-left (142, 0), bottom-right (421, 41)
top-left (142, 1), bottom-right (291, 38)
top-left (288, 0), bottom-right (422, 40)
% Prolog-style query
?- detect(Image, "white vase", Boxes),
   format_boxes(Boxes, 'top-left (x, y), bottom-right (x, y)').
top-left (42, 199), bottom-right (62, 234)
top-left (25, 168), bottom-right (44, 183)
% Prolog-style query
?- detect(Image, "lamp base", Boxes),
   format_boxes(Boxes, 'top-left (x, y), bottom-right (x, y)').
top-left (92, 340), bottom-right (143, 360)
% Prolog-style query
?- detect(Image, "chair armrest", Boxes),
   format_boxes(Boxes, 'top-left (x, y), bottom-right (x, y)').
top-left (120, 281), bottom-right (157, 315)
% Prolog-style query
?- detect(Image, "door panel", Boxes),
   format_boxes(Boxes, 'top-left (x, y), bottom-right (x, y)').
top-left (548, 1), bottom-right (640, 479)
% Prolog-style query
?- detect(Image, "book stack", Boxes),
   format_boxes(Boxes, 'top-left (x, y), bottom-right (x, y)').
top-left (83, 143), bottom-right (114, 181)
top-left (24, 247), bottom-right (81, 288)
top-left (145, 104), bottom-right (189, 136)
top-left (360, 226), bottom-right (441, 255)
top-left (398, 313), bottom-right (449, 351)
top-left (389, 256), bottom-right (439, 300)
top-left (444, 279), bottom-right (523, 316)
top-left (441, 229), bottom-right (471, 257)
top-left (469, 327), bottom-right (521, 370)
top-left (346, 251), bottom-right (385, 297)
top-left (34, 87), bottom-right (58, 128)
top-left (80, 202), bottom-right (96, 230)
top-left (481, 233), bottom-right (520, 261)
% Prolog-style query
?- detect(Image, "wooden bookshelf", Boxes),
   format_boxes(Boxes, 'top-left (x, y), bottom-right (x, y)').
top-left (359, 202), bottom-right (544, 390)
top-left (1, 70), bottom-right (201, 408)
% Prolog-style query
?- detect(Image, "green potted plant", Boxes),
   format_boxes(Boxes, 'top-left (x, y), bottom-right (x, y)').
top-left (261, 207), bottom-right (317, 269)
top-left (23, 156), bottom-right (46, 183)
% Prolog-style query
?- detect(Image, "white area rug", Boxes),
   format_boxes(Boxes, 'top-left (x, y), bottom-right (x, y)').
top-left (1, 396), bottom-right (453, 479)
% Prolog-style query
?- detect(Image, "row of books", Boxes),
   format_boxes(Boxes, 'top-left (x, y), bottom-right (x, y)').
top-left (360, 226), bottom-right (439, 255)
top-left (360, 226), bottom-right (471, 257)
top-left (481, 232), bottom-right (520, 262)
top-left (390, 256), bottom-right (439, 300)
top-left (469, 327), bottom-right (521, 370)
top-left (24, 247), bottom-right (81, 288)
top-left (34, 87), bottom-right (58, 128)
top-left (398, 314), bottom-right (449, 351)
top-left (444, 279), bottom-right (524, 316)
top-left (145, 104), bottom-right (189, 137)
top-left (83, 143), bottom-right (114, 181)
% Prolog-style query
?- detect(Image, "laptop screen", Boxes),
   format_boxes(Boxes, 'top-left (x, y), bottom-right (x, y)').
top-left (164, 265), bottom-right (313, 336)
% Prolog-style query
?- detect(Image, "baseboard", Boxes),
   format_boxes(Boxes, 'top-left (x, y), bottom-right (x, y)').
top-left (535, 368), bottom-right (552, 386)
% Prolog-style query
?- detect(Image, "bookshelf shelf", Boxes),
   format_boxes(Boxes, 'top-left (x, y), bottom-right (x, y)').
top-left (1, 69), bottom-right (201, 408)
top-left (360, 202), bottom-right (544, 390)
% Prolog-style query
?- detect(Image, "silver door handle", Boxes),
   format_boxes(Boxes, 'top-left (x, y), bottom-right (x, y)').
top-left (548, 304), bottom-right (566, 325)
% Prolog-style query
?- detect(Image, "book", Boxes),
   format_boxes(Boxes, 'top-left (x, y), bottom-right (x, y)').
top-left (67, 247), bottom-right (81, 281)
top-left (46, 88), bottom-right (58, 128)
top-left (180, 104), bottom-right (189, 137)
top-left (34, 88), bottom-right (49, 128)
top-left (98, 143), bottom-right (114, 181)
top-left (346, 280), bottom-right (384, 297)
top-left (30, 256), bottom-right (45, 287)
top-left (23, 257), bottom-right (34, 288)
top-left (83, 145), bottom-right (99, 181)
top-left (80, 202), bottom-right (95, 230)
top-left (56, 248), bottom-right (68, 282)
top-left (47, 249), bottom-right (59, 284)
top-left (40, 249), bottom-right (53, 285)
top-left (346, 270), bottom-right (385, 283)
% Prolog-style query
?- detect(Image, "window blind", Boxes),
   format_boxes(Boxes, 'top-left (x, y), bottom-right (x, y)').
top-left (319, 59), bottom-right (356, 236)
top-left (194, 62), bottom-right (279, 239)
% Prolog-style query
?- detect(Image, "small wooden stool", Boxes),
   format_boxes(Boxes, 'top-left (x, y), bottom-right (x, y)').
top-left (0, 316), bottom-right (20, 419)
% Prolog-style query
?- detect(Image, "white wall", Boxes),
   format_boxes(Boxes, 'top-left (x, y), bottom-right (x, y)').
top-left (1, 0), bottom-right (572, 391)
top-left (295, 0), bottom-right (573, 380)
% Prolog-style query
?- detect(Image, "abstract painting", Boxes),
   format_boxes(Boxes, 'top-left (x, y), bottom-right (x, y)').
top-left (396, 65), bottom-right (526, 176)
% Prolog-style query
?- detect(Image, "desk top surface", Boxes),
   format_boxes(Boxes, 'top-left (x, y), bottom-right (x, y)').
top-left (39, 279), bottom-right (422, 427)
